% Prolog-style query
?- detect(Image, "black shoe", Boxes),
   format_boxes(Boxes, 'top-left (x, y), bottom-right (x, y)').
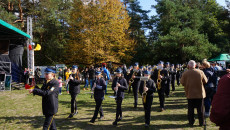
top-left (113, 121), bottom-right (117, 125)
top-left (67, 114), bottom-right (73, 118)
top-left (134, 104), bottom-right (137, 108)
top-left (89, 119), bottom-right (95, 123)
top-left (117, 117), bottom-right (122, 121)
top-left (145, 124), bottom-right (149, 127)
top-left (98, 116), bottom-right (104, 120)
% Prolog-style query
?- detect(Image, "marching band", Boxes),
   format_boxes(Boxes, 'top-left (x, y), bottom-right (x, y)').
top-left (29, 62), bottom-right (187, 129)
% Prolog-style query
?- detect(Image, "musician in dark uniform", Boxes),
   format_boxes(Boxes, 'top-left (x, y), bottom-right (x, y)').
top-left (164, 62), bottom-right (171, 97)
top-left (112, 68), bottom-right (128, 125)
top-left (139, 70), bottom-right (156, 127)
top-left (67, 65), bottom-right (81, 118)
top-left (153, 61), bottom-right (169, 111)
top-left (130, 62), bottom-right (142, 108)
top-left (176, 64), bottom-right (181, 86)
top-left (169, 64), bottom-right (177, 91)
top-left (29, 68), bottom-right (59, 130)
top-left (127, 66), bottom-right (133, 93)
top-left (90, 71), bottom-right (106, 123)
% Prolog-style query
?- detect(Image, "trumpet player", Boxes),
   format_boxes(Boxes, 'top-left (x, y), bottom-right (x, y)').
top-left (153, 61), bottom-right (169, 111)
top-left (139, 70), bottom-right (156, 127)
top-left (112, 68), bottom-right (128, 125)
top-left (90, 71), bottom-right (106, 123)
top-left (169, 64), bottom-right (177, 91)
top-left (130, 62), bottom-right (142, 108)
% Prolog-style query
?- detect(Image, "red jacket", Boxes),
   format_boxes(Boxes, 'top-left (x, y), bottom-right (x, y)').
top-left (210, 73), bottom-right (230, 130)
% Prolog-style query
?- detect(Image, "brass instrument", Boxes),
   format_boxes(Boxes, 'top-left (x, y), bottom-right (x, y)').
top-left (130, 69), bottom-right (138, 84)
top-left (140, 77), bottom-right (148, 104)
top-left (157, 69), bottom-right (162, 90)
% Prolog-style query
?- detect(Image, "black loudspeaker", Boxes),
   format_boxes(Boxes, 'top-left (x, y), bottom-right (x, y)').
top-left (0, 73), bottom-right (5, 90)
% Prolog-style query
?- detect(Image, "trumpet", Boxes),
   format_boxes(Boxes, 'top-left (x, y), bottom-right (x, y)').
top-left (157, 69), bottom-right (162, 90)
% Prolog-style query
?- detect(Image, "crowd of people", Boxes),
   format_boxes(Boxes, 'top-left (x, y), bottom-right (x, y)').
top-left (26, 60), bottom-right (230, 130)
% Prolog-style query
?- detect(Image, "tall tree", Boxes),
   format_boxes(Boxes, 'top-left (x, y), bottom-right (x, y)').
top-left (152, 0), bottom-right (219, 63)
top-left (66, 0), bottom-right (134, 65)
top-left (124, 0), bottom-right (152, 64)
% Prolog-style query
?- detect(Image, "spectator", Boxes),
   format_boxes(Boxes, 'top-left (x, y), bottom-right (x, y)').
top-left (180, 60), bottom-right (208, 126)
top-left (24, 68), bottom-right (29, 84)
top-left (210, 73), bottom-right (230, 130)
top-left (65, 68), bottom-right (72, 94)
top-left (35, 68), bottom-right (42, 84)
top-left (58, 77), bottom-right (63, 95)
top-left (83, 67), bottom-right (89, 90)
top-left (64, 66), bottom-right (68, 80)
top-left (202, 60), bottom-right (215, 117)
top-left (89, 66), bottom-right (95, 90)
top-left (58, 68), bottom-right (64, 79)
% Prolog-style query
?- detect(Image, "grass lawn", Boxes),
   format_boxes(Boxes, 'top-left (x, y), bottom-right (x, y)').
top-left (0, 83), bottom-right (218, 130)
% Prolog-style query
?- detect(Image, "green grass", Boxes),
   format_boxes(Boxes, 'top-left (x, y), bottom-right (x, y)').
top-left (0, 83), bottom-right (218, 130)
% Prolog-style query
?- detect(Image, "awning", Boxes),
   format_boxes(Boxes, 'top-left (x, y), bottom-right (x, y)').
top-left (0, 19), bottom-right (31, 39)
top-left (208, 54), bottom-right (230, 61)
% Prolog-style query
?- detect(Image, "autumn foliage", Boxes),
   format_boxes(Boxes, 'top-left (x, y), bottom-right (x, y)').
top-left (66, 0), bottom-right (135, 65)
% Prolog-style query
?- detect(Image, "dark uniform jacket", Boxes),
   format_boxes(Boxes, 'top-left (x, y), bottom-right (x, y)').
top-left (69, 73), bottom-right (81, 94)
top-left (130, 69), bottom-right (142, 85)
top-left (33, 79), bottom-right (59, 115)
top-left (112, 77), bottom-right (128, 99)
top-left (94, 78), bottom-right (106, 100)
top-left (139, 79), bottom-right (156, 97)
top-left (152, 68), bottom-right (169, 88)
top-left (169, 68), bottom-right (177, 80)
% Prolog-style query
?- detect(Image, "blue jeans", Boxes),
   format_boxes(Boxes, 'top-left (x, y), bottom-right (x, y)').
top-left (59, 87), bottom-right (62, 94)
top-left (90, 79), bottom-right (94, 90)
top-left (105, 80), bottom-right (108, 94)
top-left (66, 83), bottom-right (69, 91)
top-left (84, 78), bottom-right (89, 88)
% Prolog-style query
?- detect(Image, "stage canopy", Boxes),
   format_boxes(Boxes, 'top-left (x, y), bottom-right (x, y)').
top-left (0, 19), bottom-right (31, 82)
top-left (209, 54), bottom-right (230, 61)
top-left (0, 19), bottom-right (31, 39)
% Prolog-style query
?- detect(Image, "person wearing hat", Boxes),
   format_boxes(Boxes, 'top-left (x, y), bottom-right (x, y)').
top-left (130, 62), bottom-right (142, 108)
top-left (139, 70), bottom-right (156, 127)
top-left (28, 67), bottom-right (59, 130)
top-left (176, 64), bottom-right (182, 86)
top-left (169, 64), bottom-right (177, 91)
top-left (164, 62), bottom-right (171, 97)
top-left (112, 68), bottom-right (128, 125)
top-left (126, 66), bottom-right (133, 94)
top-left (67, 65), bottom-right (81, 118)
top-left (90, 71), bottom-right (106, 123)
top-left (101, 63), bottom-right (110, 95)
top-left (152, 61), bottom-right (169, 111)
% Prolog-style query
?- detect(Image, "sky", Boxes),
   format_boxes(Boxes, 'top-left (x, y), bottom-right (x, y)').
top-left (139, 0), bottom-right (227, 17)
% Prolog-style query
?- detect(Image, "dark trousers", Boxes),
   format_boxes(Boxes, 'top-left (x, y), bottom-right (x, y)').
top-left (204, 87), bottom-right (214, 113)
top-left (92, 99), bottom-right (104, 120)
top-left (116, 98), bottom-right (123, 121)
top-left (132, 81), bottom-right (140, 106)
top-left (171, 78), bottom-right (175, 91)
top-left (176, 76), bottom-right (180, 86)
top-left (187, 99), bottom-right (204, 126)
top-left (43, 115), bottom-right (56, 130)
top-left (158, 87), bottom-right (165, 108)
top-left (71, 93), bottom-right (78, 113)
top-left (144, 96), bottom-right (153, 125)
top-left (165, 79), bottom-right (170, 96)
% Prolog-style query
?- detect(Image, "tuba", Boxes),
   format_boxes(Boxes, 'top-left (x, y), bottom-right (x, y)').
top-left (157, 69), bottom-right (162, 90)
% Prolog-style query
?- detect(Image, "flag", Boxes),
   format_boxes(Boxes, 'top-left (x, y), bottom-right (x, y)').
top-left (34, 44), bottom-right (41, 51)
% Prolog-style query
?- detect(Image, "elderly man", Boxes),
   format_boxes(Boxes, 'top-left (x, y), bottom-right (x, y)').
top-left (180, 60), bottom-right (207, 126)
